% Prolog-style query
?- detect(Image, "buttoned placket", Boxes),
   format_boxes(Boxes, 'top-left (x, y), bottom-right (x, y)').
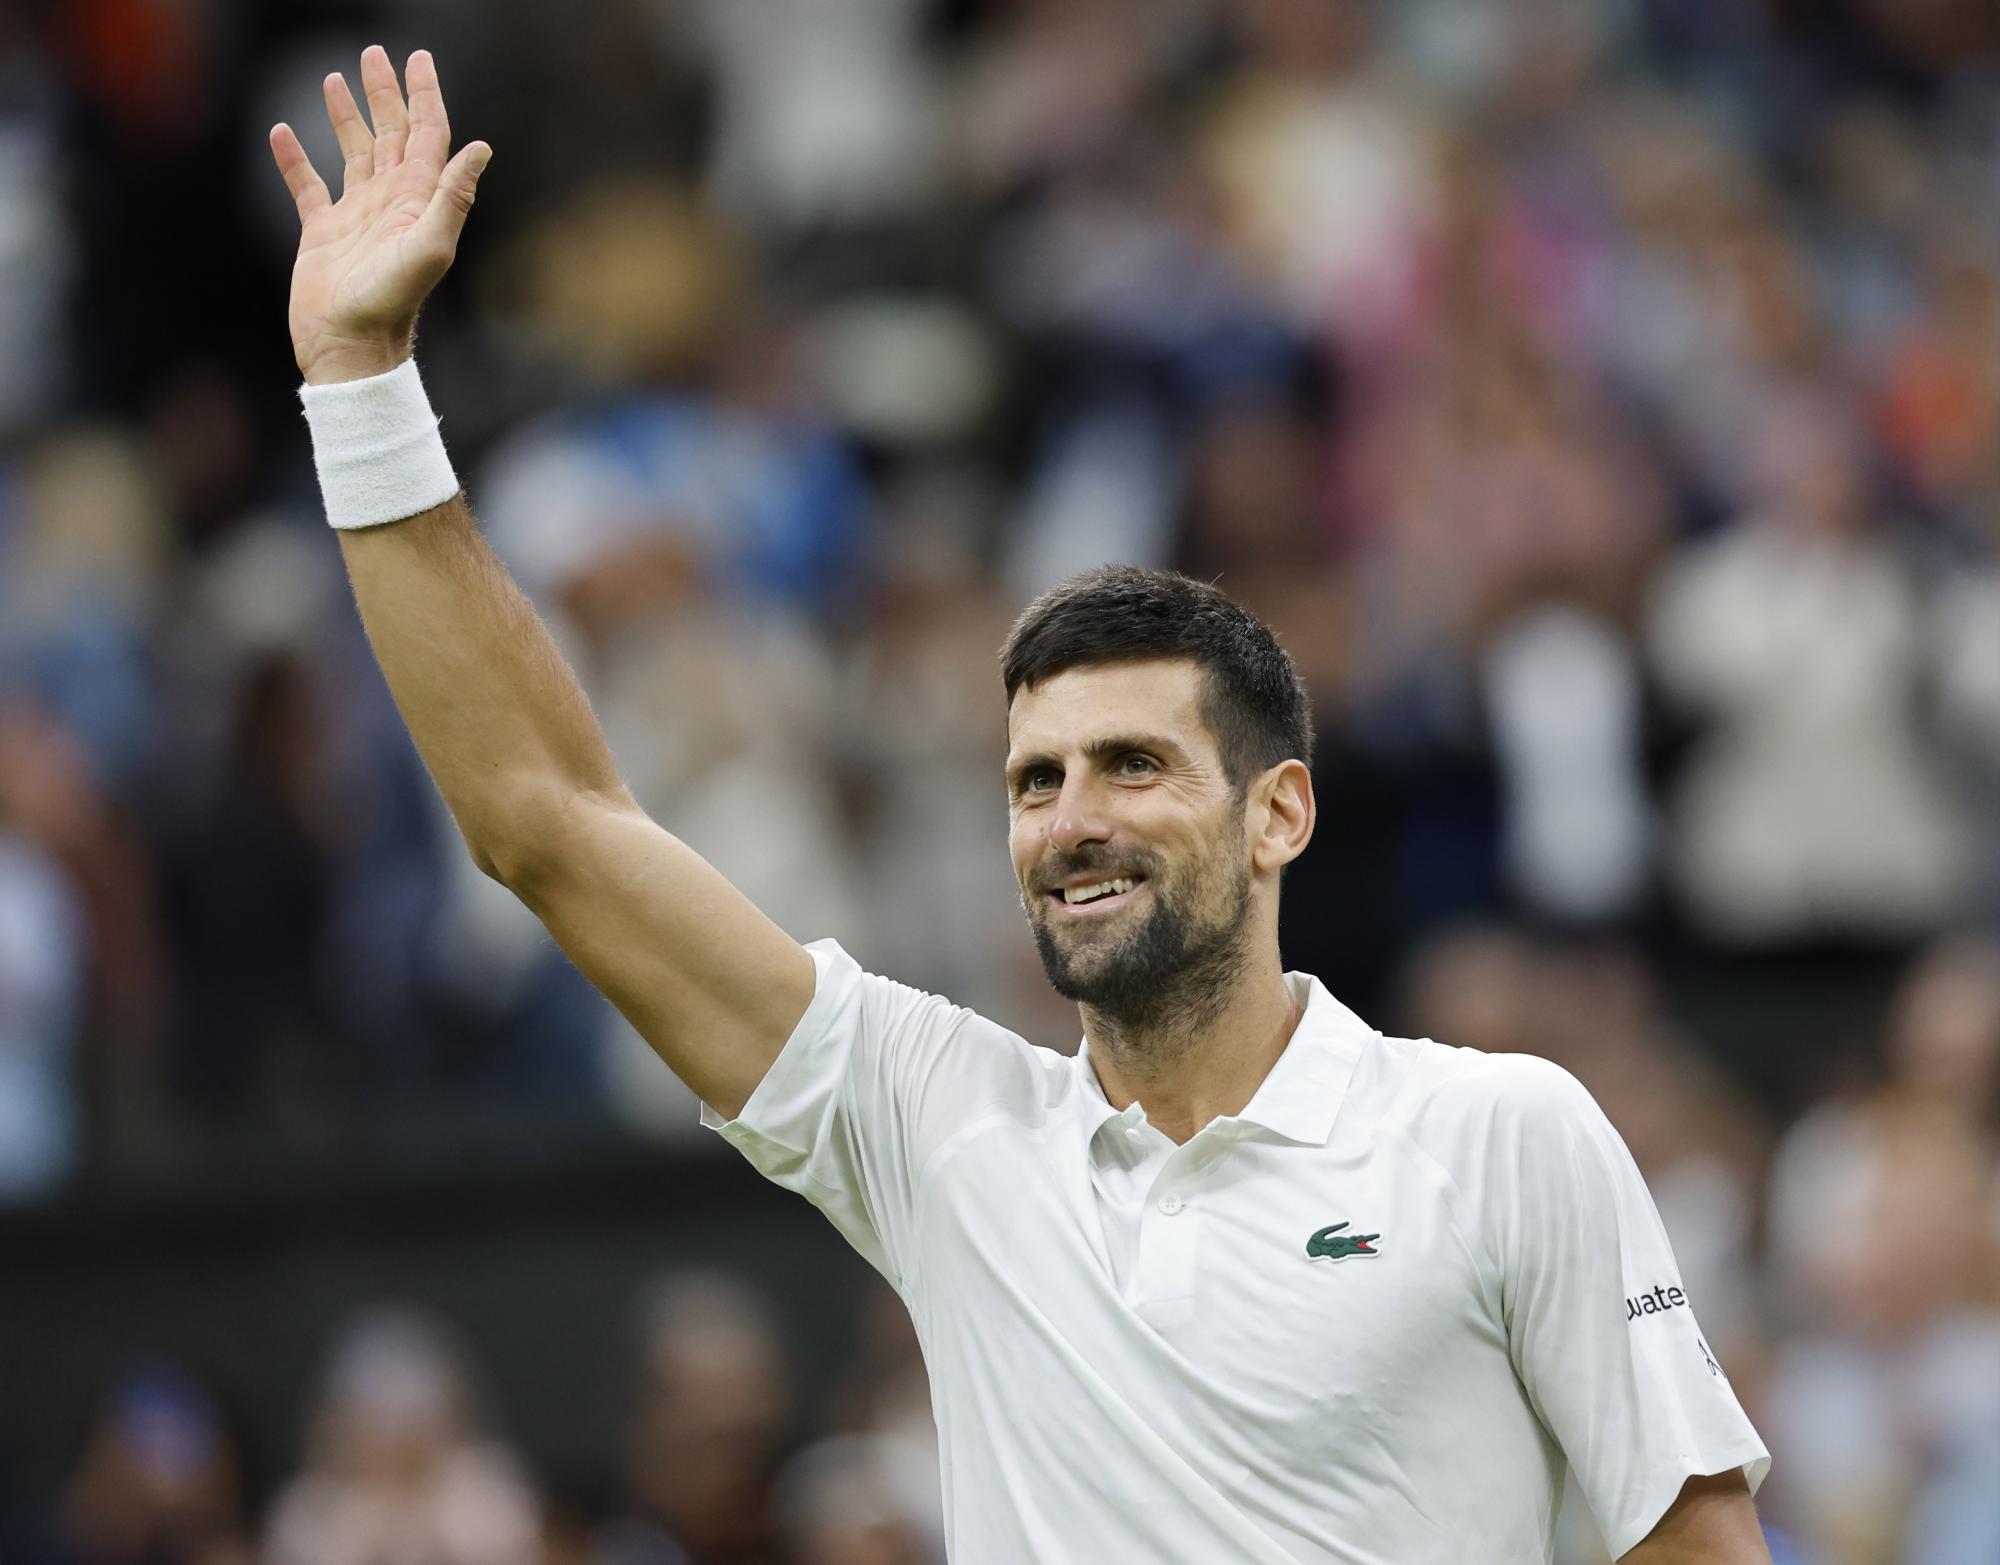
top-left (1138, 1124), bottom-right (1242, 1329)
top-left (1087, 1111), bottom-right (1240, 1330)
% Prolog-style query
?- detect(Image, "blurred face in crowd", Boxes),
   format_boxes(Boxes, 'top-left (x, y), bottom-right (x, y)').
top-left (779, 1441), bottom-right (928, 1565)
top-left (1399, 925), bottom-right (1544, 1058)
top-left (316, 1314), bottom-right (467, 1484)
top-left (1823, 1112), bottom-right (1995, 1338)
top-left (1244, 0), bottom-right (1373, 76)
top-left (791, 1501), bottom-right (926, 1565)
top-left (632, 1286), bottom-right (789, 1552)
top-left (59, 1368), bottom-right (245, 1564)
top-left (1888, 938), bottom-right (2000, 1111)
top-left (1756, 394), bottom-right (1870, 535)
top-left (1006, 659), bottom-right (1262, 1029)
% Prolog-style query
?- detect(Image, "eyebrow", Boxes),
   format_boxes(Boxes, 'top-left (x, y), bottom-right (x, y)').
top-left (1005, 732), bottom-right (1187, 795)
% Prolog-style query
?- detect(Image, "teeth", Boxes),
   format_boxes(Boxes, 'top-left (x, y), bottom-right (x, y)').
top-left (1062, 877), bottom-right (1136, 905)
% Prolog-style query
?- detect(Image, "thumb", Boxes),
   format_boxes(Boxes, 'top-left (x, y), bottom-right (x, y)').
top-left (411, 140), bottom-right (491, 265)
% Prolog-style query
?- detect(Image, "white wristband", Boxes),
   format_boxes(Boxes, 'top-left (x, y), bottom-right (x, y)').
top-left (298, 359), bottom-right (461, 530)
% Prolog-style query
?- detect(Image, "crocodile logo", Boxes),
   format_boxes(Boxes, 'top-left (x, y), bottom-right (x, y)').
top-left (1306, 1221), bottom-right (1381, 1263)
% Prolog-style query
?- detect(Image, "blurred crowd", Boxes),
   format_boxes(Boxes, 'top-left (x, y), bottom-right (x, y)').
top-left (12, 1274), bottom-right (944, 1565)
top-left (6, 0), bottom-right (2000, 1560)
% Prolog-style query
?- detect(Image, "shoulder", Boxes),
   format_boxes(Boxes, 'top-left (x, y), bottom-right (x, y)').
top-left (1362, 1034), bottom-right (1600, 1139)
top-left (1363, 1042), bottom-right (1654, 1277)
top-left (1355, 1036), bottom-right (1619, 1199)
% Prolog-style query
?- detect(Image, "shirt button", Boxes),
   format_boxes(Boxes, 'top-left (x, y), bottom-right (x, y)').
top-left (1158, 1194), bottom-right (1185, 1215)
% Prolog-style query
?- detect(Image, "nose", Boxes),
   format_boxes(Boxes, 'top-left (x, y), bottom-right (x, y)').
top-left (1048, 773), bottom-right (1113, 857)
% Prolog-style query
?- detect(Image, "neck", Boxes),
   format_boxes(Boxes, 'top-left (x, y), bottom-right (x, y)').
top-left (1081, 942), bottom-right (1301, 1144)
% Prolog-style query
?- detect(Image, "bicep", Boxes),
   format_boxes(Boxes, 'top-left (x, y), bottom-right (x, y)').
top-left (505, 792), bottom-right (817, 1118)
top-left (1621, 1470), bottom-right (1770, 1563)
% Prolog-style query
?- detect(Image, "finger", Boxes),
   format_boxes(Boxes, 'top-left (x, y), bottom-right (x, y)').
top-left (409, 140), bottom-right (491, 267)
top-left (359, 44), bottom-right (410, 173)
top-left (268, 123), bottom-right (331, 222)
top-left (403, 49), bottom-right (451, 175)
top-left (323, 71), bottom-right (374, 189)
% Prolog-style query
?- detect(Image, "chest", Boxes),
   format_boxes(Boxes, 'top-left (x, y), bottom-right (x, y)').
top-left (909, 1124), bottom-right (1510, 1468)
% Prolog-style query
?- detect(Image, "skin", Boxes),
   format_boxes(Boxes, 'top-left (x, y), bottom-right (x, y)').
top-left (1625, 1470), bottom-right (1772, 1563)
top-left (271, 49), bottom-right (815, 1120)
top-left (1008, 664), bottom-right (1771, 1561)
top-left (274, 51), bottom-right (1769, 1560)
top-left (1006, 659), bottom-right (1314, 1144)
top-left (271, 52), bottom-right (488, 386)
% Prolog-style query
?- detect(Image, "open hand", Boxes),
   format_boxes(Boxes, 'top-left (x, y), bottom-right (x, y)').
top-left (269, 47), bottom-right (490, 384)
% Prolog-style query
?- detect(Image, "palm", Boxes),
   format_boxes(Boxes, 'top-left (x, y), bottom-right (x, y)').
top-left (269, 47), bottom-right (490, 382)
top-left (295, 172), bottom-right (434, 346)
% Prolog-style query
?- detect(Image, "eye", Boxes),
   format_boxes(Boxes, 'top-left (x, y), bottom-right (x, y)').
top-left (1020, 767), bottom-right (1059, 796)
top-left (1119, 753), bottom-right (1157, 777)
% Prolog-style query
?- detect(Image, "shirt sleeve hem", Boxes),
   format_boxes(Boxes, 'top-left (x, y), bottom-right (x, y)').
top-left (1603, 1438), bottom-right (1774, 1560)
top-left (697, 938), bottom-right (849, 1140)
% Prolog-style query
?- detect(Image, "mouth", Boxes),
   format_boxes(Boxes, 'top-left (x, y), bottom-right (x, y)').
top-left (1044, 875), bottom-right (1147, 918)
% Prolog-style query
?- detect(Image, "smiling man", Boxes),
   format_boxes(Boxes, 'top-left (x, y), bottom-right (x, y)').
top-left (272, 48), bottom-right (1773, 1565)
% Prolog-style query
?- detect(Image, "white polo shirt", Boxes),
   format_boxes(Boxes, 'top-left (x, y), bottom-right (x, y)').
top-left (703, 941), bottom-right (1770, 1563)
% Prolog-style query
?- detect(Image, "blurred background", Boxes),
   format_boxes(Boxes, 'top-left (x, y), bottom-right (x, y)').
top-left (4, 0), bottom-right (2000, 1560)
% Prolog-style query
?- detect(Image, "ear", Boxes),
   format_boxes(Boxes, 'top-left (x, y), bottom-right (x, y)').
top-left (1248, 758), bottom-right (1314, 874)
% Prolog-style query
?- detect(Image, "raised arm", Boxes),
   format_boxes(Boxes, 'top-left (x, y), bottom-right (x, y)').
top-left (269, 47), bottom-right (814, 1117)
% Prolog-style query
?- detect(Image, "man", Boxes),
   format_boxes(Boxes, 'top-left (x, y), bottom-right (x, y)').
top-left (269, 48), bottom-right (1773, 1563)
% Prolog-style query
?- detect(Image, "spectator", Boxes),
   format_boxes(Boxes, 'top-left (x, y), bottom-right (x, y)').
top-left (1762, 936), bottom-right (2000, 1561)
top-left (262, 1309), bottom-right (541, 1565)
top-left (773, 1438), bottom-right (930, 1565)
top-left (1763, 1114), bottom-right (2000, 1564)
top-left (0, 712), bottom-right (86, 1200)
top-left (600, 1273), bottom-right (791, 1565)
top-left (820, 1284), bottom-right (943, 1562)
top-left (12, 4), bottom-right (2000, 1557)
top-left (1647, 389), bottom-right (1967, 943)
top-left (51, 1363), bottom-right (253, 1565)
top-left (0, 697), bottom-right (167, 1188)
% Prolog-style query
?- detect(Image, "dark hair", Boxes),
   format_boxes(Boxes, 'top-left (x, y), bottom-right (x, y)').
top-left (1000, 566), bottom-right (1314, 789)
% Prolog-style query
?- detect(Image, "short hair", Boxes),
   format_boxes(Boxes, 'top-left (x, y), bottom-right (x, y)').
top-left (1000, 565), bottom-right (1314, 789)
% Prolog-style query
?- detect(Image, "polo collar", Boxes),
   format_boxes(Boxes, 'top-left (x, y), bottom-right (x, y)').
top-left (1067, 971), bottom-right (1372, 1157)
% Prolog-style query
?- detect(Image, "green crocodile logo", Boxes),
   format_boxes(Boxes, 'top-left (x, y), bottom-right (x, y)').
top-left (1306, 1221), bottom-right (1381, 1262)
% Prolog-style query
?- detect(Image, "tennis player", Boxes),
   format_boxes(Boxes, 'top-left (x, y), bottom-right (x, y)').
top-left (272, 48), bottom-right (1774, 1564)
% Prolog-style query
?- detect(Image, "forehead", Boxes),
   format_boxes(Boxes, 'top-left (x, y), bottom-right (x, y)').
top-left (1005, 658), bottom-right (1216, 760)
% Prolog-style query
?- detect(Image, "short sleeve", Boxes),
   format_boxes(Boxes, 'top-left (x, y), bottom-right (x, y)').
top-left (1480, 1056), bottom-right (1771, 1559)
top-left (700, 939), bottom-right (1014, 1292)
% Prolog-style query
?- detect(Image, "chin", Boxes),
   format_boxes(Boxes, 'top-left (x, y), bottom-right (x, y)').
top-left (1033, 929), bottom-right (1143, 1006)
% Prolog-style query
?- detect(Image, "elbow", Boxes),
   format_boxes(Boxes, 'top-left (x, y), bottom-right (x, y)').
top-left (463, 782), bottom-right (635, 891)
top-left (467, 837), bottom-right (511, 885)
top-left (452, 795), bottom-right (556, 890)
top-left (448, 800), bottom-right (538, 887)
top-left (465, 819), bottom-right (554, 891)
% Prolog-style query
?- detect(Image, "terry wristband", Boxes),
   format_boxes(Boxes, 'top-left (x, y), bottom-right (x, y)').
top-left (298, 358), bottom-right (460, 530)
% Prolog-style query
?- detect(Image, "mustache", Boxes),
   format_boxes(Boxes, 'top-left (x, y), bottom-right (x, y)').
top-left (1030, 848), bottom-right (1157, 896)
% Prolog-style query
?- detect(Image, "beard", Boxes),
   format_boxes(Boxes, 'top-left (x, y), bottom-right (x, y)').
top-left (1025, 833), bottom-right (1255, 1035)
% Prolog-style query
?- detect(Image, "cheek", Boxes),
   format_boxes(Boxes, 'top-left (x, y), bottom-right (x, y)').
top-left (1007, 818), bottom-right (1039, 883)
top-left (1182, 825), bottom-right (1246, 897)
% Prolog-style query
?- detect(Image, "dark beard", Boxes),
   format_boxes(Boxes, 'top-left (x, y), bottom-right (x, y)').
top-left (1030, 849), bottom-right (1253, 1036)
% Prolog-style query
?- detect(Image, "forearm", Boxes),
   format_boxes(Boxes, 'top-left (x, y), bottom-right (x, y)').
top-left (338, 493), bottom-right (627, 879)
top-left (275, 54), bottom-right (625, 880)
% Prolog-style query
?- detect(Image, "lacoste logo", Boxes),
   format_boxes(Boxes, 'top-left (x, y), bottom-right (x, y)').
top-left (1306, 1221), bottom-right (1381, 1263)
